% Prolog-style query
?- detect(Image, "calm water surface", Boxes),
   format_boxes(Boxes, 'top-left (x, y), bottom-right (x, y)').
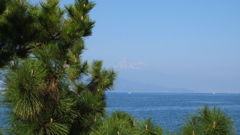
top-left (0, 93), bottom-right (239, 133)
top-left (106, 92), bottom-right (240, 133)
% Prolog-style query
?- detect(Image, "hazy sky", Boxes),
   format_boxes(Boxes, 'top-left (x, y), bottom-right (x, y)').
top-left (32, 0), bottom-right (240, 93)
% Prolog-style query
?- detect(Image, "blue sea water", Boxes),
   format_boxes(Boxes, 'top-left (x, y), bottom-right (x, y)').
top-left (0, 93), bottom-right (239, 134)
top-left (106, 92), bottom-right (240, 134)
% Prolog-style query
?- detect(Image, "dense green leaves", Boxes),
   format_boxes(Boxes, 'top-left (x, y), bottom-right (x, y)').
top-left (0, 0), bottom-right (39, 67)
top-left (4, 59), bottom-right (46, 118)
top-left (133, 118), bottom-right (163, 135)
top-left (0, 0), bottom-right (116, 134)
top-left (90, 111), bottom-right (134, 135)
top-left (90, 111), bottom-right (163, 135)
top-left (179, 105), bottom-right (235, 135)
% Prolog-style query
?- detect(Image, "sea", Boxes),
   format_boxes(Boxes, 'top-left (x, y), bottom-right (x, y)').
top-left (0, 93), bottom-right (239, 134)
top-left (105, 92), bottom-right (240, 134)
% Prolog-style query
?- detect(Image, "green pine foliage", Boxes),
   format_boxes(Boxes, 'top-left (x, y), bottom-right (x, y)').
top-left (90, 111), bottom-right (135, 135)
top-left (133, 118), bottom-right (163, 135)
top-left (179, 105), bottom-right (235, 135)
top-left (90, 111), bottom-right (163, 135)
top-left (0, 0), bottom-right (116, 134)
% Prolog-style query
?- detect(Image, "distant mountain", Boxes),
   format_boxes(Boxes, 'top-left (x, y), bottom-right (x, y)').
top-left (113, 58), bottom-right (145, 70)
top-left (113, 77), bottom-right (194, 93)
top-left (111, 58), bottom-right (196, 93)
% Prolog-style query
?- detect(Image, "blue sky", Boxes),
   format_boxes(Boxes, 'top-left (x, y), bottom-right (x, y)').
top-left (32, 0), bottom-right (240, 92)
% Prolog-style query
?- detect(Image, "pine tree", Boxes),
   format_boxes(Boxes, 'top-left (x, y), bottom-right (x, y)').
top-left (133, 118), bottom-right (163, 135)
top-left (0, 0), bottom-right (116, 134)
top-left (90, 111), bottom-right (135, 135)
top-left (179, 105), bottom-right (235, 135)
top-left (90, 111), bottom-right (163, 135)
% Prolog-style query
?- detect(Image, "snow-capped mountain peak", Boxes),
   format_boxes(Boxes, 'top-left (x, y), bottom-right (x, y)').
top-left (113, 58), bottom-right (145, 70)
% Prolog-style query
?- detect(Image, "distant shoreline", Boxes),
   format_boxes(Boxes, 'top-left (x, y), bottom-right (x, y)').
top-left (106, 91), bottom-right (240, 94)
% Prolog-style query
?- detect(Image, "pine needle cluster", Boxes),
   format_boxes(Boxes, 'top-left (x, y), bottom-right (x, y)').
top-left (179, 105), bottom-right (235, 135)
top-left (0, 0), bottom-right (115, 134)
top-left (90, 111), bottom-right (163, 135)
